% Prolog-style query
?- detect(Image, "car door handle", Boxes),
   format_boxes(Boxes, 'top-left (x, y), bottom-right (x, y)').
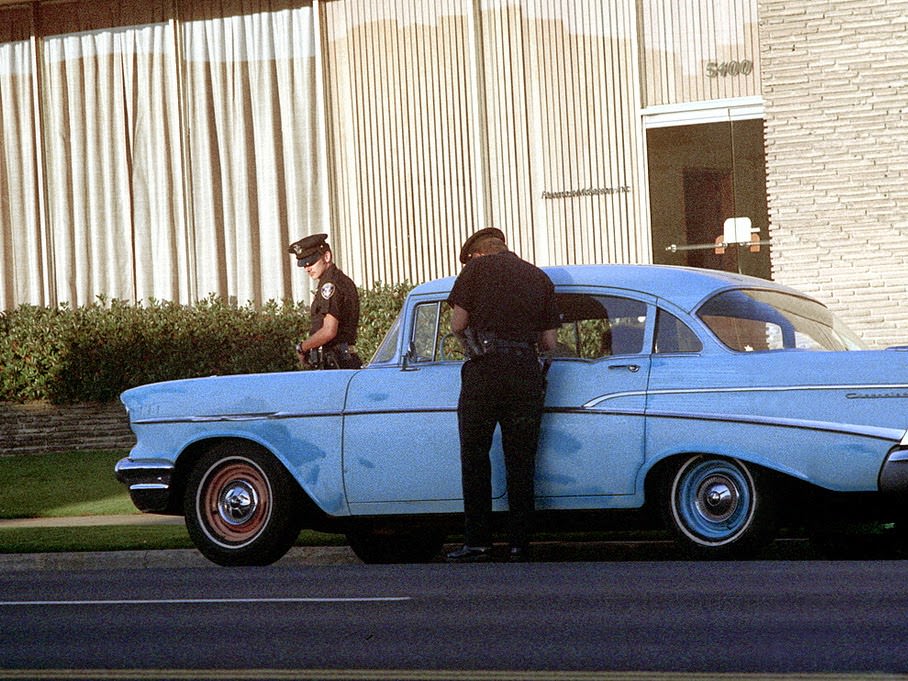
top-left (609, 364), bottom-right (640, 373)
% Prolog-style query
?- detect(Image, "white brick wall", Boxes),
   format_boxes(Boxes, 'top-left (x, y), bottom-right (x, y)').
top-left (759, 0), bottom-right (908, 348)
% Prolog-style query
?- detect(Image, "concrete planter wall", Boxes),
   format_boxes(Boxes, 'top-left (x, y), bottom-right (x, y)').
top-left (0, 401), bottom-right (134, 456)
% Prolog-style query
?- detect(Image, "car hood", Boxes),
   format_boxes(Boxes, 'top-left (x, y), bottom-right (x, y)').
top-left (120, 370), bottom-right (357, 424)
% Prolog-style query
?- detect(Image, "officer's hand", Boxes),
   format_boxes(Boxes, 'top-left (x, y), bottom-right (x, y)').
top-left (296, 342), bottom-right (309, 369)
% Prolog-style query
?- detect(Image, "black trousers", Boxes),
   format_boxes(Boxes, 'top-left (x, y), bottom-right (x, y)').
top-left (457, 352), bottom-right (546, 548)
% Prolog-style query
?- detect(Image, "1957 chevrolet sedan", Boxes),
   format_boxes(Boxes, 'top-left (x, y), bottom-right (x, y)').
top-left (115, 264), bottom-right (908, 565)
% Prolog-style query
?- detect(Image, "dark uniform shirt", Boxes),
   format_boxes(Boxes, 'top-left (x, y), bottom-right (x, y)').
top-left (310, 264), bottom-right (359, 347)
top-left (448, 251), bottom-right (560, 342)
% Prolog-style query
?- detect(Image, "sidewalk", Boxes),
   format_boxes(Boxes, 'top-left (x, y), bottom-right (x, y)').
top-left (0, 545), bottom-right (361, 571)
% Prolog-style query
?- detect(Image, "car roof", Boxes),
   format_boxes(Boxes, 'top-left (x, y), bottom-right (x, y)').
top-left (409, 263), bottom-right (803, 313)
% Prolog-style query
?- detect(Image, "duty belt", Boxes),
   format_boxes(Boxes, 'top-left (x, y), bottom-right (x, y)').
top-left (477, 334), bottom-right (536, 356)
top-left (326, 342), bottom-right (353, 353)
top-left (485, 339), bottom-right (534, 352)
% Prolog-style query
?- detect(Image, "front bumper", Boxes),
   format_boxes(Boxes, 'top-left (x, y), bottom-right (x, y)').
top-left (114, 458), bottom-right (175, 513)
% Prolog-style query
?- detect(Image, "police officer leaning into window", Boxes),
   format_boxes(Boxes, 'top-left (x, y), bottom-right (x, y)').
top-left (446, 228), bottom-right (561, 563)
top-left (288, 233), bottom-right (362, 370)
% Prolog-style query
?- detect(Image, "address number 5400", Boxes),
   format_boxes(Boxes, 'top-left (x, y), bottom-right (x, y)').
top-left (706, 60), bottom-right (754, 78)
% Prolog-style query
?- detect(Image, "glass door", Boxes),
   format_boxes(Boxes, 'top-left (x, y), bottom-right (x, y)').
top-left (647, 118), bottom-right (771, 280)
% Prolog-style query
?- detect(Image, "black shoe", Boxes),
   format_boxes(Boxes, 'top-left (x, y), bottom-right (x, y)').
top-left (509, 546), bottom-right (531, 562)
top-left (446, 545), bottom-right (492, 563)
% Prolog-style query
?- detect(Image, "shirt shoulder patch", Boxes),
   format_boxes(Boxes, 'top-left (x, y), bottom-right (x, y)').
top-left (320, 282), bottom-right (336, 300)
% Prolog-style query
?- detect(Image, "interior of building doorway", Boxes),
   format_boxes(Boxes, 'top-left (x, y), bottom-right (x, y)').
top-left (647, 118), bottom-right (771, 280)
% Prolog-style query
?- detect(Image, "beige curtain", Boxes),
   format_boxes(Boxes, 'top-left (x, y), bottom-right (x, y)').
top-left (181, 0), bottom-right (326, 305)
top-left (0, 0), bottom-right (324, 310)
top-left (0, 6), bottom-right (44, 309)
top-left (40, 1), bottom-right (177, 305)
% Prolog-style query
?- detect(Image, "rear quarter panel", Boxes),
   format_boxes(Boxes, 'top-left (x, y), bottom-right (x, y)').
top-left (644, 350), bottom-right (908, 492)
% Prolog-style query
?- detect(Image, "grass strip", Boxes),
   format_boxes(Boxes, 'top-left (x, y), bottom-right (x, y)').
top-left (0, 450), bottom-right (133, 518)
top-left (0, 526), bottom-right (347, 554)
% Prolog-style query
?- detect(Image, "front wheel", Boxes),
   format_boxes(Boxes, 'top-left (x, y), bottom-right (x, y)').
top-left (184, 444), bottom-right (303, 566)
top-left (663, 455), bottom-right (775, 559)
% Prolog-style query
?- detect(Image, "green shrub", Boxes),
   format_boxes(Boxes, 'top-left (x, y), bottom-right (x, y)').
top-left (0, 284), bottom-right (412, 404)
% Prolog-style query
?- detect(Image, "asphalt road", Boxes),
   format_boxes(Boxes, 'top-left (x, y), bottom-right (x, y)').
top-left (3, 558), bottom-right (908, 678)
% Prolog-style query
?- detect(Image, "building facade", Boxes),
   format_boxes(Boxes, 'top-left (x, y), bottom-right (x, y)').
top-left (1, 0), bottom-right (906, 347)
top-left (760, 0), bottom-right (908, 349)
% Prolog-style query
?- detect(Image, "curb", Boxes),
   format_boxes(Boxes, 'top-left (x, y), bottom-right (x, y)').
top-left (0, 546), bottom-right (361, 571)
top-left (0, 515), bottom-right (362, 570)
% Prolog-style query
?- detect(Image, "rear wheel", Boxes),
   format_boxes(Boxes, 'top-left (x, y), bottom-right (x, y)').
top-left (663, 455), bottom-right (775, 559)
top-left (184, 443), bottom-right (302, 566)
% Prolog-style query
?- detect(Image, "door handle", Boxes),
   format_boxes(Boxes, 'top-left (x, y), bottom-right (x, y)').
top-left (609, 364), bottom-right (640, 373)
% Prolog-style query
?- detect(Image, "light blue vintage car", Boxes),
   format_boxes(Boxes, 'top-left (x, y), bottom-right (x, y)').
top-left (116, 264), bottom-right (908, 565)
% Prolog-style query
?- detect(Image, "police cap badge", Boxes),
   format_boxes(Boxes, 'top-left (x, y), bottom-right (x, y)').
top-left (288, 233), bottom-right (330, 267)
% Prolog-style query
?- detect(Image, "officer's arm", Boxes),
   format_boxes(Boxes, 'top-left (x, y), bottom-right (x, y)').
top-left (451, 305), bottom-right (481, 357)
top-left (539, 328), bottom-right (559, 353)
top-left (451, 305), bottom-right (469, 334)
top-left (298, 314), bottom-right (339, 353)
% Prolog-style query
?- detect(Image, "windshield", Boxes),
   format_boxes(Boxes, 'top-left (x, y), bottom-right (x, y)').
top-left (370, 311), bottom-right (404, 364)
top-left (697, 289), bottom-right (866, 352)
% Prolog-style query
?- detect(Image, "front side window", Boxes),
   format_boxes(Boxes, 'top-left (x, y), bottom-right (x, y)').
top-left (370, 311), bottom-right (403, 364)
top-left (411, 302), bottom-right (441, 361)
top-left (409, 301), bottom-right (460, 363)
top-left (697, 289), bottom-right (866, 352)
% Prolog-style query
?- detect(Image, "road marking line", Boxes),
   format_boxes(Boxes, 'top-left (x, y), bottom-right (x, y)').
top-left (0, 670), bottom-right (901, 680)
top-left (0, 596), bottom-right (411, 606)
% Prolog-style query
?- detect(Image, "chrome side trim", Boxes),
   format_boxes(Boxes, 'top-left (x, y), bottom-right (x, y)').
top-left (583, 383), bottom-right (908, 409)
top-left (131, 411), bottom-right (340, 425)
top-left (645, 410), bottom-right (905, 443)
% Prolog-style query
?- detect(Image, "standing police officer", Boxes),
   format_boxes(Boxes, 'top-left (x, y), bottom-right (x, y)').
top-left (288, 233), bottom-right (362, 370)
top-left (446, 228), bottom-right (561, 562)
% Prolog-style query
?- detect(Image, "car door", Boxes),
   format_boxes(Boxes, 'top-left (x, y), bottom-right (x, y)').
top-left (535, 291), bottom-right (653, 509)
top-left (343, 299), bottom-right (499, 514)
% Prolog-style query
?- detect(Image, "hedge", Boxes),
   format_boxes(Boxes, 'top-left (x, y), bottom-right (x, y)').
top-left (0, 283), bottom-right (412, 404)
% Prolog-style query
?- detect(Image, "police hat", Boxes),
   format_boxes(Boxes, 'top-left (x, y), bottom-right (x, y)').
top-left (459, 227), bottom-right (506, 264)
top-left (289, 233), bottom-right (330, 267)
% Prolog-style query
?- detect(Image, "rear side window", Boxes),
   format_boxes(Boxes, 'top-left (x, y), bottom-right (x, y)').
top-left (555, 294), bottom-right (649, 359)
top-left (655, 310), bottom-right (702, 354)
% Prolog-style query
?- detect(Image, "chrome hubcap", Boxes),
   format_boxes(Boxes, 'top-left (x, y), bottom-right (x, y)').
top-left (218, 481), bottom-right (258, 526)
top-left (697, 475), bottom-right (738, 522)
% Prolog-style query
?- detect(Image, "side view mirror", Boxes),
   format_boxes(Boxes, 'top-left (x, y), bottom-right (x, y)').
top-left (401, 342), bottom-right (419, 371)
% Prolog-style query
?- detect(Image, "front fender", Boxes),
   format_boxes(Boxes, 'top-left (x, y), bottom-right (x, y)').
top-left (129, 417), bottom-right (349, 517)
